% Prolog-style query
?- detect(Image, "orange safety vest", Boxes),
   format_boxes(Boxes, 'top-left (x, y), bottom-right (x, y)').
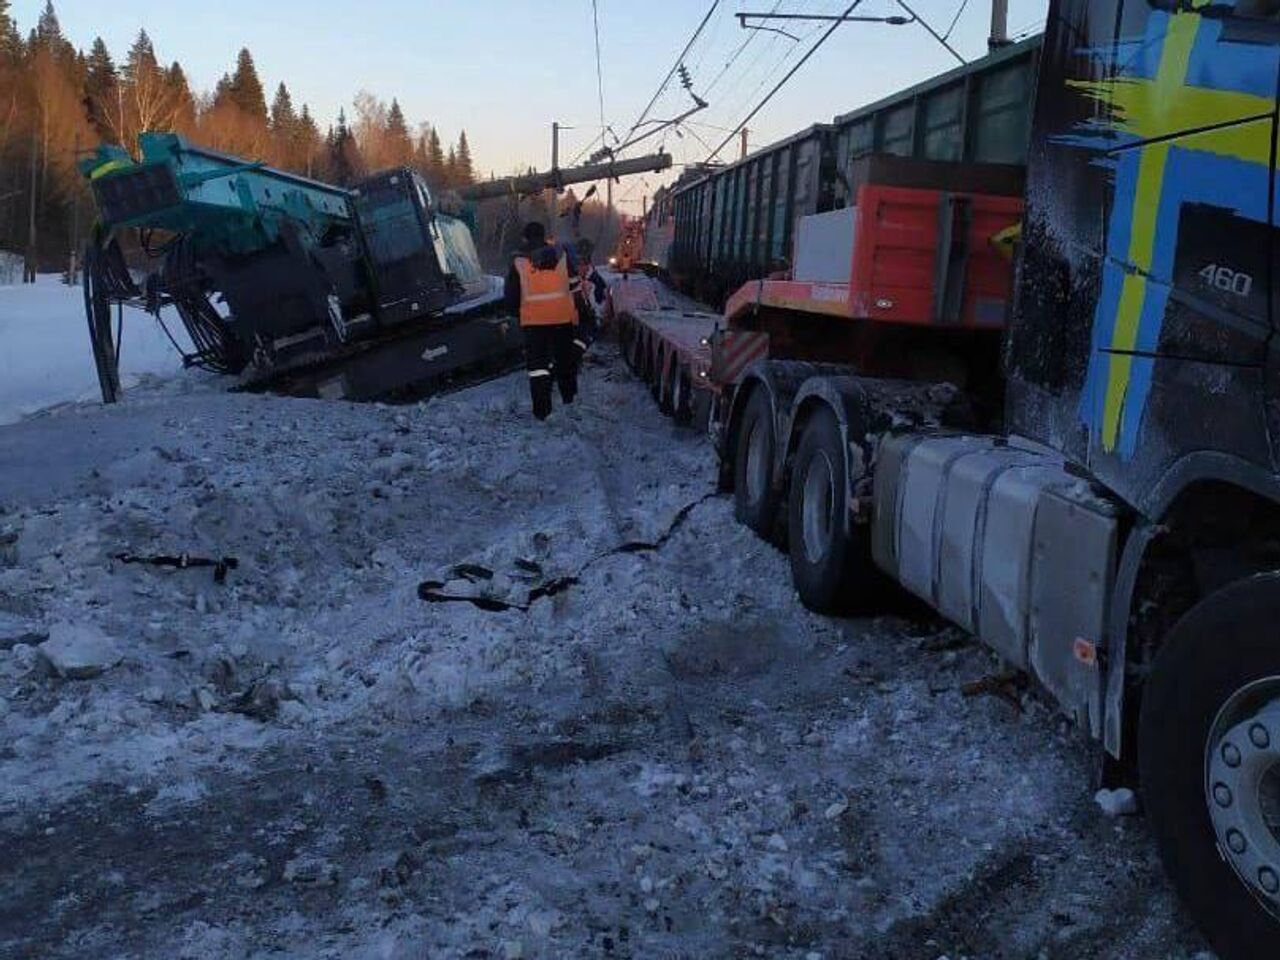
top-left (514, 252), bottom-right (576, 327)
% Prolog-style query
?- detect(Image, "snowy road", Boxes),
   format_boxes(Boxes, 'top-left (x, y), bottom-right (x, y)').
top-left (0, 347), bottom-right (1208, 958)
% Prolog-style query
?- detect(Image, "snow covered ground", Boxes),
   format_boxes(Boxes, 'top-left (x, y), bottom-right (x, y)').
top-left (0, 316), bottom-right (1211, 957)
top-left (0, 275), bottom-right (191, 426)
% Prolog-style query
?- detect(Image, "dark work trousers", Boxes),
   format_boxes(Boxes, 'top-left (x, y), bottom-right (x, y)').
top-left (569, 296), bottom-right (599, 380)
top-left (523, 323), bottom-right (578, 419)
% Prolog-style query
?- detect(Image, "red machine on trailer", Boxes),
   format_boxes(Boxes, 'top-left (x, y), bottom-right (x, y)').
top-left (615, 164), bottom-right (1022, 427)
top-left (723, 183), bottom-right (1019, 332)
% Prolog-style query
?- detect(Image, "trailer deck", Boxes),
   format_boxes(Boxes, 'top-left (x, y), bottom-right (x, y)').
top-left (608, 273), bottom-right (722, 428)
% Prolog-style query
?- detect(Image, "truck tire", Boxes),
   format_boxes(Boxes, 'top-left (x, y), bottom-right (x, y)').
top-left (621, 320), bottom-right (638, 372)
top-left (1139, 572), bottom-right (1280, 959)
top-left (671, 365), bottom-right (693, 425)
top-left (733, 387), bottom-right (779, 538)
top-left (658, 359), bottom-right (676, 416)
top-left (787, 407), bottom-right (858, 612)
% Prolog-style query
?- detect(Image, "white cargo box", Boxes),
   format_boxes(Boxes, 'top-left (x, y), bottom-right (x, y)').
top-left (792, 207), bottom-right (856, 284)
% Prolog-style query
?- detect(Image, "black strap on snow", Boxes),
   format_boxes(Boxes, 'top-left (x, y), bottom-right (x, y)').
top-left (416, 491), bottom-right (720, 613)
top-left (111, 552), bottom-right (240, 584)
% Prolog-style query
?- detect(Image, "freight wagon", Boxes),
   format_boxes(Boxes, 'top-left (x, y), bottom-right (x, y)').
top-left (664, 35), bottom-right (1040, 306)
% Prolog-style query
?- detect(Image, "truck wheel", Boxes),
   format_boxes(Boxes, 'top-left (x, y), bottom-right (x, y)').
top-left (671, 366), bottom-right (693, 425)
top-left (733, 387), bottom-right (779, 538)
top-left (629, 327), bottom-right (644, 374)
top-left (786, 407), bottom-right (859, 612)
top-left (658, 359), bottom-right (677, 416)
top-left (653, 349), bottom-right (668, 407)
top-left (1140, 572), bottom-right (1280, 959)
top-left (621, 320), bottom-right (637, 372)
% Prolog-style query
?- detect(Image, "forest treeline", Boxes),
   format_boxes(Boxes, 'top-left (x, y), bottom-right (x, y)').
top-left (0, 1), bottom-right (480, 271)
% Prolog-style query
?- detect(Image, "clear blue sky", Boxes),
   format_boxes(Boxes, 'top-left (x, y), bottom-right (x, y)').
top-left (15, 0), bottom-right (1048, 210)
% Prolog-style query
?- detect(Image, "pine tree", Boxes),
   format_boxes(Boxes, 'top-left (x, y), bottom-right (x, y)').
top-left (412, 134), bottom-right (430, 178)
top-left (120, 28), bottom-right (175, 144)
top-left (0, 0), bottom-right (21, 62)
top-left (454, 130), bottom-right (474, 185)
top-left (425, 126), bottom-right (444, 185)
top-left (385, 98), bottom-right (412, 168)
top-left (269, 83), bottom-right (297, 168)
top-left (33, 0), bottom-right (58, 46)
top-left (167, 62), bottom-right (197, 135)
top-left (227, 47), bottom-right (267, 120)
top-left (270, 82), bottom-right (296, 134)
top-left (444, 144), bottom-right (457, 188)
top-left (327, 108), bottom-right (361, 186)
top-left (296, 104), bottom-right (321, 177)
top-left (85, 37), bottom-right (116, 92)
top-left (83, 37), bottom-right (118, 141)
top-left (122, 28), bottom-right (157, 83)
top-left (387, 99), bottom-right (408, 139)
top-left (31, 1), bottom-right (72, 61)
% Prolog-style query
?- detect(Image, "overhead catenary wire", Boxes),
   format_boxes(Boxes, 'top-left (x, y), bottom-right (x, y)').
top-left (686, 2), bottom-right (727, 77)
top-left (591, 0), bottom-right (607, 137)
top-left (712, 0), bottom-right (835, 130)
top-left (943, 0), bottom-right (971, 40)
top-left (706, 0), bottom-right (867, 162)
top-left (700, 0), bottom-right (787, 98)
top-left (678, 122), bottom-right (719, 156)
top-left (568, 1), bottom-right (718, 169)
top-left (621, 0), bottom-right (722, 148)
top-left (895, 0), bottom-right (966, 64)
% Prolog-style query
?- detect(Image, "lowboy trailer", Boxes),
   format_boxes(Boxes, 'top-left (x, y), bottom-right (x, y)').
top-left (619, 1), bottom-right (1280, 954)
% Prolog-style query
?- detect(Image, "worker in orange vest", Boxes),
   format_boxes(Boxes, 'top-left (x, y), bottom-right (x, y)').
top-left (504, 222), bottom-right (580, 419)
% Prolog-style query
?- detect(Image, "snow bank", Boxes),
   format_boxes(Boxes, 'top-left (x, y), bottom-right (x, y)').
top-left (0, 274), bottom-right (191, 425)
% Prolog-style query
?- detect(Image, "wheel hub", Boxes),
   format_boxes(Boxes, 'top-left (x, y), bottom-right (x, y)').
top-left (745, 420), bottom-right (768, 506)
top-left (801, 449), bottom-right (835, 564)
top-left (1206, 678), bottom-right (1280, 919)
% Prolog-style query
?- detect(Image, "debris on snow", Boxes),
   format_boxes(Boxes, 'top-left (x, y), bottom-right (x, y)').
top-left (282, 855), bottom-right (339, 887)
top-left (111, 551), bottom-right (240, 584)
top-left (371, 451), bottom-right (416, 482)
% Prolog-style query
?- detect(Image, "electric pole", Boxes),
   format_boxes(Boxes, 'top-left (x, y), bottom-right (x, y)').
top-left (990, 0), bottom-right (1009, 49)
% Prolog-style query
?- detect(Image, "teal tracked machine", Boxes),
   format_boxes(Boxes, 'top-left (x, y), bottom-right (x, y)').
top-left (80, 132), bottom-right (512, 402)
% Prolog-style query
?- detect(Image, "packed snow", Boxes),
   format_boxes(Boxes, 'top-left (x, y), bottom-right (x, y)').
top-left (0, 274), bottom-right (191, 426)
top-left (0, 282), bottom-right (1210, 958)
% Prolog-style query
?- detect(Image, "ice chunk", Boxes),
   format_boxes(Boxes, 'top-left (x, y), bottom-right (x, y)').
top-left (37, 621), bottom-right (121, 679)
top-left (1094, 787), bottom-right (1139, 817)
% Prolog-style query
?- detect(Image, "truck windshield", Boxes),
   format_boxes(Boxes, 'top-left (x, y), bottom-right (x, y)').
top-left (357, 179), bottom-right (428, 264)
